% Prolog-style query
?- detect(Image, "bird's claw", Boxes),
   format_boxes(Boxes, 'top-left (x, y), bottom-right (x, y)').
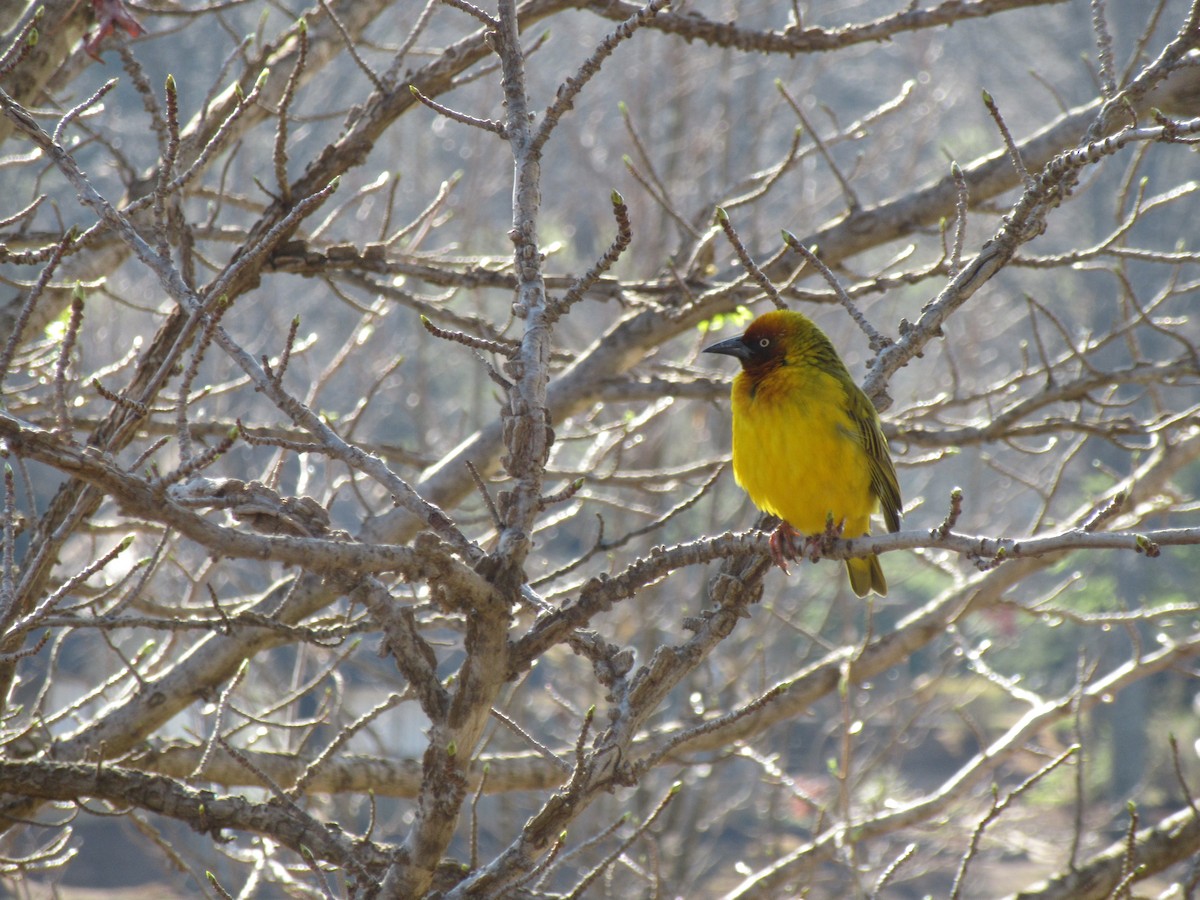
top-left (813, 516), bottom-right (846, 560)
top-left (768, 518), bottom-right (847, 572)
top-left (768, 523), bottom-right (796, 573)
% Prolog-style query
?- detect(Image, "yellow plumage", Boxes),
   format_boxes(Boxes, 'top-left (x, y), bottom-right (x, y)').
top-left (704, 309), bottom-right (901, 596)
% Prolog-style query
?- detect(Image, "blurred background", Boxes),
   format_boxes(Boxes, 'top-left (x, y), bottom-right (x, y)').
top-left (1, 0), bottom-right (1199, 896)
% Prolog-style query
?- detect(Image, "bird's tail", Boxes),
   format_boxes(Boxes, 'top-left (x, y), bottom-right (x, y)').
top-left (846, 555), bottom-right (887, 598)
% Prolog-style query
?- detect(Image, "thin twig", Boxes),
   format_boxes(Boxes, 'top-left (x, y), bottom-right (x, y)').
top-left (551, 190), bottom-right (633, 318)
top-left (777, 78), bottom-right (860, 212)
top-left (715, 207), bottom-right (786, 310)
top-left (52, 288), bottom-right (85, 436)
top-left (409, 84), bottom-right (507, 136)
top-left (949, 745), bottom-right (1078, 899)
top-left (273, 16), bottom-right (310, 205)
top-left (318, 0), bottom-right (384, 92)
top-left (1090, 0), bottom-right (1118, 99)
top-left (982, 89), bottom-right (1034, 189)
top-left (782, 230), bottom-right (889, 351)
top-left (949, 161), bottom-right (968, 276)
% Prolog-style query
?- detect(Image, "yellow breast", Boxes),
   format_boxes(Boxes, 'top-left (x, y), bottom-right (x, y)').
top-left (730, 363), bottom-right (877, 537)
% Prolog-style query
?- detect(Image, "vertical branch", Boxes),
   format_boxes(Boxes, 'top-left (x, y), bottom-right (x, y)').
top-left (154, 74), bottom-right (181, 261)
top-left (383, 6), bottom-right (544, 895)
top-left (1090, 0), bottom-right (1118, 99)
top-left (0, 226), bottom-right (76, 396)
top-left (494, 0), bottom-right (552, 583)
top-left (0, 466), bottom-right (14, 630)
top-left (51, 287), bottom-right (85, 436)
top-left (273, 17), bottom-right (309, 206)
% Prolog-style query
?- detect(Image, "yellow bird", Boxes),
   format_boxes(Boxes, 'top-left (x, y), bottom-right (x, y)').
top-left (704, 309), bottom-right (902, 596)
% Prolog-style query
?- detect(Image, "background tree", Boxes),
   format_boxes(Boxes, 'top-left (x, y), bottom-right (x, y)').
top-left (1, 0), bottom-right (1200, 896)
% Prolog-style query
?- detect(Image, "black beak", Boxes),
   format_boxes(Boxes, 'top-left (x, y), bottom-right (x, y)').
top-left (702, 334), bottom-right (751, 360)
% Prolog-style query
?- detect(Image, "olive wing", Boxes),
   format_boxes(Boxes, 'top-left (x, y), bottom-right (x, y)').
top-left (850, 392), bottom-right (902, 533)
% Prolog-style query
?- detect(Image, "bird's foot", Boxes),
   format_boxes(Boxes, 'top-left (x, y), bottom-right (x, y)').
top-left (768, 522), bottom-right (802, 574)
top-left (769, 519), bottom-right (848, 572)
top-left (809, 515), bottom-right (846, 562)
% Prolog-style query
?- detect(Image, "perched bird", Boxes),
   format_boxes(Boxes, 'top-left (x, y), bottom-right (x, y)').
top-left (704, 309), bottom-right (902, 596)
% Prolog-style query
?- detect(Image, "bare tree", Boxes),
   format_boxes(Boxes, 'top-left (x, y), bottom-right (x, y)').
top-left (1, 0), bottom-right (1200, 896)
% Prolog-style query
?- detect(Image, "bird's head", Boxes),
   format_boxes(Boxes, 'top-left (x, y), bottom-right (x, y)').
top-left (702, 309), bottom-right (814, 374)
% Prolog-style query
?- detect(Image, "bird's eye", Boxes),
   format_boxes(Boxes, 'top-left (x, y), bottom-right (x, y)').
top-left (758, 338), bottom-right (770, 349)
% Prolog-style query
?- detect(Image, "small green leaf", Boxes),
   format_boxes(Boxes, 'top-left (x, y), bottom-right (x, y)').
top-left (44, 305), bottom-right (72, 343)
